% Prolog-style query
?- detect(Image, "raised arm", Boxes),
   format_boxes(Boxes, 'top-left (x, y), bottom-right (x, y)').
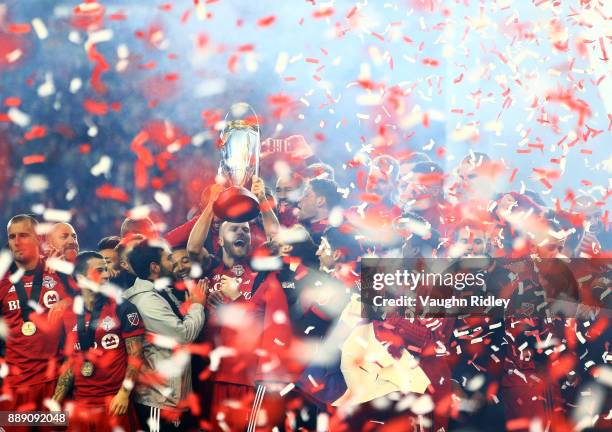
top-left (251, 175), bottom-right (281, 240)
top-left (187, 183), bottom-right (224, 266)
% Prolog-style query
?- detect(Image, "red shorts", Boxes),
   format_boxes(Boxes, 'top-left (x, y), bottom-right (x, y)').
top-left (209, 383), bottom-right (285, 432)
top-left (66, 400), bottom-right (139, 432)
top-left (0, 381), bottom-right (63, 432)
top-left (210, 383), bottom-right (254, 432)
top-left (1, 380), bottom-right (57, 412)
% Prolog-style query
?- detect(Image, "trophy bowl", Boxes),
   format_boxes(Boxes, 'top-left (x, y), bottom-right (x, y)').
top-left (213, 103), bottom-right (261, 223)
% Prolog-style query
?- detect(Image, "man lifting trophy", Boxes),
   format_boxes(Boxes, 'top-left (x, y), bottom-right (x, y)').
top-left (213, 102), bottom-right (262, 222)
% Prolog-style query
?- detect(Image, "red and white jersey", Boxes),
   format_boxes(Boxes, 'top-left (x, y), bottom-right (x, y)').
top-left (203, 261), bottom-right (292, 386)
top-left (0, 262), bottom-right (71, 387)
top-left (61, 298), bottom-right (144, 403)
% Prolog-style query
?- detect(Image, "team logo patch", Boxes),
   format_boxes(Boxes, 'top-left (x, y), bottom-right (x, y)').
top-left (43, 290), bottom-right (59, 308)
top-left (517, 302), bottom-right (535, 317)
top-left (101, 333), bottom-right (120, 350)
top-left (127, 312), bottom-right (140, 326)
top-left (231, 265), bottom-right (245, 277)
top-left (42, 276), bottom-right (57, 290)
top-left (101, 316), bottom-right (116, 331)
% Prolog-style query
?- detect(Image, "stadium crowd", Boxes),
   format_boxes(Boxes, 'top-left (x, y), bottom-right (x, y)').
top-left (0, 136), bottom-right (610, 432)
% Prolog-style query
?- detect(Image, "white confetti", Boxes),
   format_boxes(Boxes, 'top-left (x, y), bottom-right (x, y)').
top-left (411, 394), bottom-right (433, 415)
top-left (272, 310), bottom-right (287, 325)
top-left (6, 49), bottom-right (22, 63)
top-left (279, 383), bottom-right (295, 397)
top-left (154, 191), bottom-right (173, 212)
top-left (23, 174), bottom-right (49, 193)
top-left (275, 52), bottom-right (289, 74)
top-left (37, 72), bottom-right (55, 97)
top-left (43, 208), bottom-right (72, 223)
top-left (46, 258), bottom-right (74, 275)
top-left (90, 155), bottom-right (113, 177)
top-left (8, 107), bottom-right (30, 127)
top-left (69, 78), bottom-right (82, 93)
top-left (0, 250), bottom-right (13, 281)
top-left (251, 256), bottom-right (283, 272)
top-left (31, 18), bottom-right (49, 40)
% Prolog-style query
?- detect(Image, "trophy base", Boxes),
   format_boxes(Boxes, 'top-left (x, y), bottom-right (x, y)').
top-left (213, 186), bottom-right (261, 223)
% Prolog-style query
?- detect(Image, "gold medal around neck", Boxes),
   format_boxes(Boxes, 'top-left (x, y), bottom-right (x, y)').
top-left (21, 321), bottom-right (37, 336)
top-left (81, 360), bottom-right (95, 377)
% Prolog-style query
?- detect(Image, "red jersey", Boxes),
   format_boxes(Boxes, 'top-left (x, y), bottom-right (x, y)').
top-left (345, 203), bottom-right (402, 251)
top-left (61, 298), bottom-right (144, 403)
top-left (278, 202), bottom-right (299, 228)
top-left (203, 261), bottom-right (292, 386)
top-left (164, 213), bottom-right (267, 253)
top-left (0, 263), bottom-right (70, 387)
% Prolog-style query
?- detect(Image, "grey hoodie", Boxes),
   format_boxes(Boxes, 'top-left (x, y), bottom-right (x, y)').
top-left (123, 277), bottom-right (205, 409)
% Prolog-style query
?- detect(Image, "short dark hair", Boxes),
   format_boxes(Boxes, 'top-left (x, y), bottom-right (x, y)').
top-left (304, 162), bottom-right (335, 181)
top-left (403, 152), bottom-right (431, 165)
top-left (128, 240), bottom-right (163, 280)
top-left (97, 236), bottom-right (121, 251)
top-left (462, 152), bottom-right (491, 165)
top-left (310, 178), bottom-right (342, 210)
top-left (75, 251), bottom-right (104, 278)
top-left (397, 212), bottom-right (440, 252)
top-left (120, 217), bottom-right (156, 238)
top-left (7, 214), bottom-right (38, 231)
top-left (371, 155), bottom-right (400, 184)
top-left (412, 161), bottom-right (444, 175)
top-left (323, 226), bottom-right (362, 262)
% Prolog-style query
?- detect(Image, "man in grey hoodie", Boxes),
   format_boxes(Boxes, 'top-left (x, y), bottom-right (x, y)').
top-left (123, 239), bottom-right (206, 432)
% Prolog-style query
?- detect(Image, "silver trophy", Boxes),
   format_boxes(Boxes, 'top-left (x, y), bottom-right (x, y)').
top-left (212, 102), bottom-right (261, 222)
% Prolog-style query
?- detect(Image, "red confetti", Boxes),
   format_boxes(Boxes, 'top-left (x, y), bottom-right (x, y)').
top-left (7, 23), bottom-right (31, 34)
top-left (24, 125), bottom-right (47, 141)
top-left (4, 97), bottom-right (21, 107)
top-left (370, 32), bottom-right (385, 42)
top-left (256, 15), bottom-right (276, 27)
top-left (96, 184), bottom-right (130, 203)
top-left (422, 58), bottom-right (440, 67)
top-left (83, 99), bottom-right (109, 116)
top-left (22, 154), bottom-right (45, 165)
top-left (313, 7), bottom-right (335, 19)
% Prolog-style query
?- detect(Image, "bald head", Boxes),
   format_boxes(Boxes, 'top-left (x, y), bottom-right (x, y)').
top-left (47, 222), bottom-right (79, 262)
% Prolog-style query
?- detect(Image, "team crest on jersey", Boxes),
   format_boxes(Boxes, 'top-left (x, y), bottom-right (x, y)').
top-left (231, 265), bottom-right (245, 277)
top-left (517, 302), bottom-right (535, 317)
top-left (8, 286), bottom-right (15, 293)
top-left (42, 275), bottom-right (56, 289)
top-left (101, 333), bottom-right (120, 350)
top-left (43, 290), bottom-right (59, 308)
top-left (101, 316), bottom-right (117, 331)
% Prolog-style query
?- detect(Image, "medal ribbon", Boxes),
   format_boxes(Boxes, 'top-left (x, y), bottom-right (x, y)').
top-left (14, 265), bottom-right (44, 324)
top-left (76, 298), bottom-right (105, 352)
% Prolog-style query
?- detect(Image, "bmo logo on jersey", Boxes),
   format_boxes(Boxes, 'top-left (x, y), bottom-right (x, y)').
top-left (101, 334), bottom-right (120, 350)
top-left (7, 299), bottom-right (20, 311)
